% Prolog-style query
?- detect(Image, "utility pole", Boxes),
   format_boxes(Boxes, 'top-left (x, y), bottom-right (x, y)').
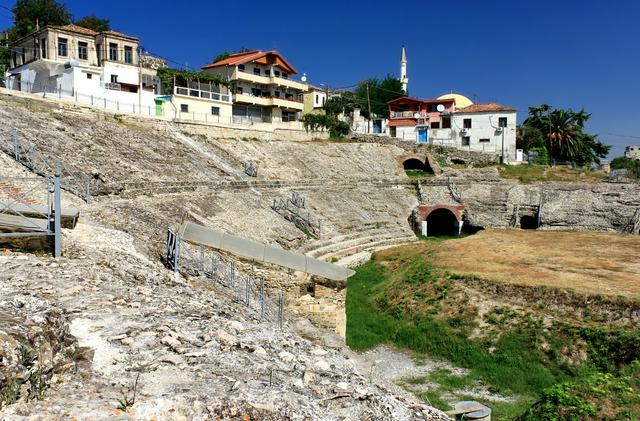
top-left (137, 47), bottom-right (142, 114)
top-left (366, 83), bottom-right (372, 134)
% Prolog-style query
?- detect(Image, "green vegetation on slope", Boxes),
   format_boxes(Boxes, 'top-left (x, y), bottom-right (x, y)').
top-left (346, 247), bottom-right (640, 420)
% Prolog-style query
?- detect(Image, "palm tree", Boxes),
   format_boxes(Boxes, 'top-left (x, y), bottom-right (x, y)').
top-left (523, 105), bottom-right (609, 164)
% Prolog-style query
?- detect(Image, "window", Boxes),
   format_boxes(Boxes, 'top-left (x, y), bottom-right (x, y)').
top-left (180, 104), bottom-right (189, 113)
top-left (109, 43), bottom-right (118, 61)
top-left (110, 74), bottom-right (118, 83)
top-left (12, 50), bottom-right (17, 67)
top-left (498, 117), bottom-right (507, 128)
top-left (124, 46), bottom-right (133, 64)
top-left (40, 38), bottom-right (47, 59)
top-left (78, 41), bottom-right (88, 60)
top-left (238, 64), bottom-right (245, 71)
top-left (264, 69), bottom-right (271, 76)
top-left (253, 67), bottom-right (261, 75)
top-left (281, 72), bottom-right (288, 79)
top-left (442, 116), bottom-right (451, 129)
top-left (462, 136), bottom-right (470, 146)
top-left (274, 70), bottom-right (280, 77)
top-left (251, 87), bottom-right (261, 96)
top-left (211, 106), bottom-right (220, 116)
top-left (236, 86), bottom-right (243, 94)
top-left (463, 118), bottom-right (472, 129)
top-left (274, 91), bottom-right (280, 97)
top-left (315, 94), bottom-right (319, 105)
top-left (21, 48), bottom-right (25, 64)
top-left (479, 138), bottom-right (490, 143)
top-left (86, 73), bottom-right (92, 79)
top-left (430, 122), bottom-right (440, 129)
top-left (322, 97), bottom-right (326, 105)
top-left (58, 38), bottom-right (68, 56)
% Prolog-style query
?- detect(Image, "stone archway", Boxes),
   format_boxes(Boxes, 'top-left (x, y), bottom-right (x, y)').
top-left (399, 153), bottom-right (442, 176)
top-left (403, 158), bottom-right (430, 172)
top-left (414, 204), bottom-right (465, 237)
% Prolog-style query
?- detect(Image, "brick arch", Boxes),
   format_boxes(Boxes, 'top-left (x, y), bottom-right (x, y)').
top-left (416, 204), bottom-right (465, 222)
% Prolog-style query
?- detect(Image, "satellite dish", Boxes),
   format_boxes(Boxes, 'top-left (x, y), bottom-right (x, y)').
top-left (301, 73), bottom-right (307, 83)
top-left (413, 112), bottom-right (421, 119)
top-left (436, 104), bottom-right (445, 112)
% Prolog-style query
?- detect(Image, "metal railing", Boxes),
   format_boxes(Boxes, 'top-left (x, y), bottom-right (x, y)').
top-left (271, 192), bottom-right (321, 238)
top-left (174, 86), bottom-right (231, 103)
top-left (0, 172), bottom-right (63, 257)
top-left (166, 229), bottom-right (286, 327)
top-left (390, 111), bottom-right (426, 119)
top-left (0, 130), bottom-right (93, 203)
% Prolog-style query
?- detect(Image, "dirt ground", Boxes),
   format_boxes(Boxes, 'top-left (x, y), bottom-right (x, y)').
top-left (430, 229), bottom-right (640, 298)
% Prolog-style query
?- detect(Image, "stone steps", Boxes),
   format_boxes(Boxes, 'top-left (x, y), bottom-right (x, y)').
top-left (307, 229), bottom-right (416, 260)
top-left (314, 234), bottom-right (417, 262)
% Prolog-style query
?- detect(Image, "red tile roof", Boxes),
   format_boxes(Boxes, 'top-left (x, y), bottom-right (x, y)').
top-left (100, 30), bottom-right (139, 41)
top-left (454, 103), bottom-right (516, 113)
top-left (387, 96), bottom-right (455, 105)
top-left (53, 24), bottom-right (98, 36)
top-left (202, 50), bottom-right (298, 75)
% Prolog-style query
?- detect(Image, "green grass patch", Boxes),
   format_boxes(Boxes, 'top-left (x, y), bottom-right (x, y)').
top-left (405, 169), bottom-right (434, 178)
top-left (346, 251), bottom-right (640, 419)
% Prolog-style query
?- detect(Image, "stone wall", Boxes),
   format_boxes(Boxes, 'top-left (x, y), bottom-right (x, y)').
top-left (352, 134), bottom-right (500, 165)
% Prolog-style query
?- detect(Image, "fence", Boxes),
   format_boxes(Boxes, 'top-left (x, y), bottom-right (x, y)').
top-left (271, 191), bottom-right (321, 238)
top-left (0, 130), bottom-right (93, 203)
top-left (0, 173), bottom-right (62, 257)
top-left (5, 83), bottom-right (305, 129)
top-left (166, 229), bottom-right (286, 327)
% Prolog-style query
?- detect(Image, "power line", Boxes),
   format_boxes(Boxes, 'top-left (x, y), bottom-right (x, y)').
top-left (602, 132), bottom-right (640, 140)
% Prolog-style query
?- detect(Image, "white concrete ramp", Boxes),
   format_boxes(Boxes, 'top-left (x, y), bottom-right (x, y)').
top-left (0, 201), bottom-right (79, 229)
top-left (178, 221), bottom-right (355, 281)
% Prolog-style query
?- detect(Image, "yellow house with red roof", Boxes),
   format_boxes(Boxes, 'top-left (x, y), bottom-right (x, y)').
top-left (202, 50), bottom-right (308, 125)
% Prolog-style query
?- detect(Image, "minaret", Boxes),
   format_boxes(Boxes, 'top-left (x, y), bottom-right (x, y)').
top-left (400, 46), bottom-right (408, 93)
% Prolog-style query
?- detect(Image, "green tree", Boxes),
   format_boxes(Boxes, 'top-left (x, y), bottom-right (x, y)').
top-left (522, 104), bottom-right (610, 164)
top-left (611, 157), bottom-right (640, 174)
top-left (212, 47), bottom-right (253, 63)
top-left (12, 0), bottom-right (71, 38)
top-left (516, 125), bottom-right (545, 152)
top-left (323, 93), bottom-right (355, 117)
top-left (74, 15), bottom-right (110, 32)
top-left (354, 75), bottom-right (404, 119)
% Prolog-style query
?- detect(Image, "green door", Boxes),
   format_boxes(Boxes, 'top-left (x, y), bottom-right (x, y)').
top-left (155, 99), bottom-right (163, 116)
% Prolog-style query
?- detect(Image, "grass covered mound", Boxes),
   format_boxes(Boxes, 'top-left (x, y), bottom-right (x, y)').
top-left (345, 242), bottom-right (640, 419)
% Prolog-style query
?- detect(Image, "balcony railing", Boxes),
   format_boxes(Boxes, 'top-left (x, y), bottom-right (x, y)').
top-left (232, 69), bottom-right (307, 91)
top-left (175, 86), bottom-right (231, 103)
top-left (390, 111), bottom-right (427, 119)
top-left (105, 82), bottom-right (121, 91)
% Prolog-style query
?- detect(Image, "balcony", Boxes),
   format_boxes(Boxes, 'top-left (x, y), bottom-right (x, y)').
top-left (174, 86), bottom-right (231, 103)
top-left (231, 69), bottom-right (308, 91)
top-left (105, 82), bottom-right (121, 91)
top-left (234, 93), bottom-right (304, 111)
top-left (390, 111), bottom-right (427, 119)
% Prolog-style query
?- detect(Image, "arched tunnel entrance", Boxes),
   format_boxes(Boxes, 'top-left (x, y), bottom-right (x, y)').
top-left (426, 208), bottom-right (459, 237)
top-left (403, 158), bottom-right (433, 176)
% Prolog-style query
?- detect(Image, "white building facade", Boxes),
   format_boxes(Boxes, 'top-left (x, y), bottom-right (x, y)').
top-left (5, 24), bottom-right (158, 110)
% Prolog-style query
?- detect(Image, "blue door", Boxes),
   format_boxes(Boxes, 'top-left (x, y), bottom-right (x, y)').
top-left (417, 129), bottom-right (428, 143)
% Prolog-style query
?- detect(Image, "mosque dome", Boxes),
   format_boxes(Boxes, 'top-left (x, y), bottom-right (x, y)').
top-left (437, 93), bottom-right (474, 108)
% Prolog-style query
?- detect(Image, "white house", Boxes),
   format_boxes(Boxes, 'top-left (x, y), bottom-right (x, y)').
top-left (5, 24), bottom-right (159, 110)
top-left (388, 94), bottom-right (518, 162)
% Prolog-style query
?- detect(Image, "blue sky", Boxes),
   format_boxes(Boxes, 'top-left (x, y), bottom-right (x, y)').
top-left (2, 0), bottom-right (639, 157)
